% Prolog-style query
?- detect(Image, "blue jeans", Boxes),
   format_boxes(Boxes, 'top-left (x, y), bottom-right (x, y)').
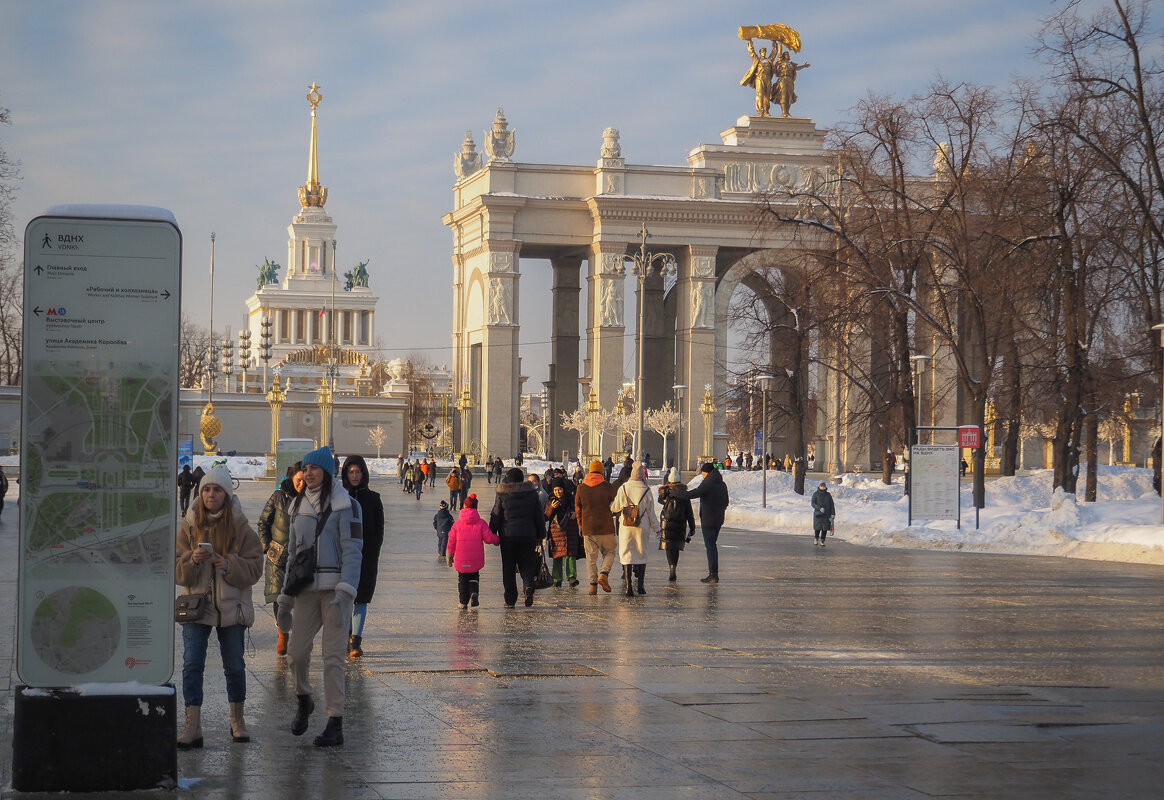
top-left (181, 623), bottom-right (245, 706)
top-left (701, 526), bottom-right (721, 575)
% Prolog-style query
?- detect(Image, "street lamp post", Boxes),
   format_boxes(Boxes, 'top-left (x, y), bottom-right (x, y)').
top-left (624, 223), bottom-right (677, 463)
top-left (456, 385), bottom-right (473, 457)
top-left (1152, 324), bottom-right (1164, 523)
top-left (672, 384), bottom-right (687, 476)
top-left (328, 239), bottom-right (337, 453)
top-left (259, 316), bottom-right (273, 389)
top-left (755, 374), bottom-right (774, 508)
top-left (238, 329), bottom-right (252, 393)
top-left (220, 333), bottom-right (234, 391)
top-left (584, 386), bottom-right (601, 463)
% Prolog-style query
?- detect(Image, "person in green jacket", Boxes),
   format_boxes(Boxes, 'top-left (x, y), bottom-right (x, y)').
top-left (257, 462), bottom-right (302, 655)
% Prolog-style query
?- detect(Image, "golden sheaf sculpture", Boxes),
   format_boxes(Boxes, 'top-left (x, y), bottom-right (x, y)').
top-left (738, 24), bottom-right (801, 52)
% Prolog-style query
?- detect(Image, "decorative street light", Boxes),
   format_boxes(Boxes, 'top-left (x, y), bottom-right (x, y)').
top-left (585, 385), bottom-right (602, 463)
top-left (199, 232), bottom-right (222, 454)
top-left (456, 385), bottom-right (473, 456)
top-left (539, 387), bottom-right (549, 459)
top-left (672, 384), bottom-right (687, 476)
top-left (623, 222), bottom-right (677, 462)
top-left (755, 375), bottom-right (774, 508)
top-left (238, 329), bottom-right (252, 393)
top-left (220, 334), bottom-right (234, 390)
top-left (699, 384), bottom-right (716, 463)
top-left (259, 316), bottom-right (273, 389)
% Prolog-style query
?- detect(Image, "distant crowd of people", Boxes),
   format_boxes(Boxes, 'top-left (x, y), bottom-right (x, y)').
top-left (172, 449), bottom-right (845, 751)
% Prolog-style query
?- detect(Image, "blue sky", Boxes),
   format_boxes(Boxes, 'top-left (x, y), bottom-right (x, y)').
top-left (1, 0), bottom-right (1098, 387)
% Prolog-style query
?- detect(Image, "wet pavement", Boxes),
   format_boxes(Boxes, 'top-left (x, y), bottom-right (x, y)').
top-left (2, 475), bottom-right (1163, 798)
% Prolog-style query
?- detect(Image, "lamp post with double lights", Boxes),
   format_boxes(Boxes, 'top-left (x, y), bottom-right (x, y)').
top-left (624, 223), bottom-right (677, 462)
top-left (672, 384), bottom-right (687, 476)
top-left (755, 374), bottom-right (774, 507)
top-left (238, 329), bottom-right (252, 393)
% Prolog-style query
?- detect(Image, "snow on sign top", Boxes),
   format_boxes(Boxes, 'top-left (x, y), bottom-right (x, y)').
top-left (41, 204), bottom-right (178, 226)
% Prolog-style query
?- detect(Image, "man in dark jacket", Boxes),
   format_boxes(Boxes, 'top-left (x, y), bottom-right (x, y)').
top-left (341, 455), bottom-right (385, 659)
top-left (686, 462), bottom-right (730, 583)
top-left (177, 464), bottom-right (196, 515)
top-left (489, 468), bottom-right (546, 607)
top-left (811, 481), bottom-right (835, 546)
top-left (433, 501), bottom-right (454, 557)
top-left (575, 460), bottom-right (618, 594)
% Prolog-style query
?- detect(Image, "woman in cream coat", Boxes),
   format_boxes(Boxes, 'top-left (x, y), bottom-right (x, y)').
top-left (610, 461), bottom-right (658, 597)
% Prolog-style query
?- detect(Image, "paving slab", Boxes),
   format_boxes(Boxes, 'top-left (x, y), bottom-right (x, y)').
top-left (1, 476), bottom-right (1163, 798)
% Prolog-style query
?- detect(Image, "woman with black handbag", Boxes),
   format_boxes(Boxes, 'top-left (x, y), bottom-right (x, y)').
top-left (275, 446), bottom-right (363, 747)
top-left (175, 466), bottom-right (263, 749)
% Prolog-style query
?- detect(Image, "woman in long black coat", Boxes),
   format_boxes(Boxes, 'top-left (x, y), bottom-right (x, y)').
top-left (341, 455), bottom-right (384, 658)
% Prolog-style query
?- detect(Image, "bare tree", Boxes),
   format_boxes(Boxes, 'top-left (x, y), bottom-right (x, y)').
top-left (560, 409), bottom-right (588, 464)
top-left (0, 97), bottom-right (22, 386)
top-left (645, 401), bottom-right (683, 470)
top-left (178, 315), bottom-right (213, 388)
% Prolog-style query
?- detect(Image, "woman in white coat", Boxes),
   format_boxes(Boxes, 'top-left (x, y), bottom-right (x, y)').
top-left (610, 461), bottom-right (658, 596)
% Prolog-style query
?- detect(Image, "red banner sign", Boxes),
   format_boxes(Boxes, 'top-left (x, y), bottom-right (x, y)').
top-left (958, 426), bottom-right (981, 449)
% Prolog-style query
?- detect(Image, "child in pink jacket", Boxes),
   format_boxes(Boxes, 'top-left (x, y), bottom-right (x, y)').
top-left (446, 494), bottom-right (500, 608)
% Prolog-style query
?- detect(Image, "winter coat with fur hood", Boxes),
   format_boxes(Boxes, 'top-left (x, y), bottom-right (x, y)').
top-left (176, 495), bottom-right (264, 628)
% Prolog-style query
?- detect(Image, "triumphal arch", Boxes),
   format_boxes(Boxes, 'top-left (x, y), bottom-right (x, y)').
top-left (443, 26), bottom-right (844, 470)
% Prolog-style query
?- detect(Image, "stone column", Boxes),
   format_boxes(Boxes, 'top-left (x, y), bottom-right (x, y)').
top-left (676, 246), bottom-right (718, 472)
top-left (639, 266), bottom-right (671, 461)
top-left (549, 256), bottom-right (582, 458)
top-left (480, 245), bottom-right (521, 458)
top-left (588, 242), bottom-right (627, 413)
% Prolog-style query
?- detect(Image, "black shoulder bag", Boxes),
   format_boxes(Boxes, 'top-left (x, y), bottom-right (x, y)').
top-left (283, 504), bottom-right (332, 597)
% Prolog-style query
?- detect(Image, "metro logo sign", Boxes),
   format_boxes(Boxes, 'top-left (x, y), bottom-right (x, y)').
top-left (958, 426), bottom-right (981, 449)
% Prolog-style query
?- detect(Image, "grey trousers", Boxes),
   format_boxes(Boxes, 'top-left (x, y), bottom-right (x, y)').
top-left (583, 534), bottom-right (617, 583)
top-left (287, 588), bottom-right (353, 718)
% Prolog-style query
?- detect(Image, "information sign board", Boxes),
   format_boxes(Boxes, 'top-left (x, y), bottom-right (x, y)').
top-left (910, 444), bottom-right (960, 521)
top-left (18, 206), bottom-right (181, 686)
top-left (958, 426), bottom-right (981, 449)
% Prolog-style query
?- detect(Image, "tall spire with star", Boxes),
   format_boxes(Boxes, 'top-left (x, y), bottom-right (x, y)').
top-left (298, 82), bottom-right (328, 208)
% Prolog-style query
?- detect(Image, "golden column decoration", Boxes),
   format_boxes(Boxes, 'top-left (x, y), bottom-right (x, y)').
top-left (265, 374), bottom-right (286, 477)
top-left (455, 386), bottom-right (473, 457)
top-left (200, 402), bottom-right (222, 455)
top-left (585, 385), bottom-right (602, 463)
top-left (317, 379), bottom-right (333, 452)
top-left (612, 390), bottom-right (627, 460)
top-left (699, 385), bottom-right (716, 464)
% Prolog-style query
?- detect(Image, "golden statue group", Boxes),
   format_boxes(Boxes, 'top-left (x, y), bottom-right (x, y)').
top-left (739, 24), bottom-right (810, 118)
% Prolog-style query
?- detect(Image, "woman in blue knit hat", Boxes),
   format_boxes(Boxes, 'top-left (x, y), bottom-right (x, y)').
top-left (276, 446), bottom-right (363, 747)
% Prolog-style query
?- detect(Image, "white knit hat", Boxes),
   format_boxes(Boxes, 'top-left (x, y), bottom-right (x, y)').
top-left (199, 465), bottom-right (233, 502)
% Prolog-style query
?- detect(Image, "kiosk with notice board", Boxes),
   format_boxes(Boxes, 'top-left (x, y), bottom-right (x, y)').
top-left (13, 205), bottom-right (181, 792)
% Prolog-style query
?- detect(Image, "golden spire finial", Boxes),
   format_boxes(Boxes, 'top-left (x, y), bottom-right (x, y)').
top-left (298, 82), bottom-right (328, 208)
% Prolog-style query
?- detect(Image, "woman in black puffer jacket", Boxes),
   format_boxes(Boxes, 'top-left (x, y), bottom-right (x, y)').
top-left (341, 454), bottom-right (384, 659)
top-left (489, 468), bottom-right (546, 607)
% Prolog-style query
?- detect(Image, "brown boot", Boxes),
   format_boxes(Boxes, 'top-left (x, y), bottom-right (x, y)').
top-left (176, 705), bottom-right (203, 749)
top-left (229, 701), bottom-right (250, 743)
top-left (276, 628), bottom-right (288, 656)
top-left (597, 573), bottom-right (611, 592)
top-left (588, 583), bottom-right (598, 595)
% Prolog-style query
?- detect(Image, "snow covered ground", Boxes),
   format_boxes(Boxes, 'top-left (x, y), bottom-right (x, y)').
top-left (2, 455), bottom-right (1161, 566)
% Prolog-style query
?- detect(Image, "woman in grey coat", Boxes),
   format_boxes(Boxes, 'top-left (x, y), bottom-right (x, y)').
top-left (276, 446), bottom-right (363, 747)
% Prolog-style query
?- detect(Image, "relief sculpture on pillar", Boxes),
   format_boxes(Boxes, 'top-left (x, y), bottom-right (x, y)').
top-left (488, 276), bottom-right (513, 325)
top-left (599, 276), bottom-right (624, 327)
top-left (490, 251), bottom-right (513, 272)
top-left (691, 281), bottom-right (713, 329)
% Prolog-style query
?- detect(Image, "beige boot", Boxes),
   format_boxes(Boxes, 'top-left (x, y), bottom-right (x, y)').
top-left (229, 701), bottom-right (250, 743)
top-left (176, 705), bottom-right (203, 749)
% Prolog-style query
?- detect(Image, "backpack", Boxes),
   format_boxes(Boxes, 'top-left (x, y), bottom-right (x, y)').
top-left (661, 493), bottom-right (686, 535)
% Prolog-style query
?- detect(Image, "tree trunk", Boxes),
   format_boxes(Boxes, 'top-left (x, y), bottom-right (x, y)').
top-left (1084, 409), bottom-right (1098, 502)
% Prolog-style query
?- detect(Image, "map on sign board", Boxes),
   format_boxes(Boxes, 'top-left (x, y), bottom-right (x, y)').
top-left (910, 444), bottom-right (960, 521)
top-left (19, 209), bottom-right (180, 686)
